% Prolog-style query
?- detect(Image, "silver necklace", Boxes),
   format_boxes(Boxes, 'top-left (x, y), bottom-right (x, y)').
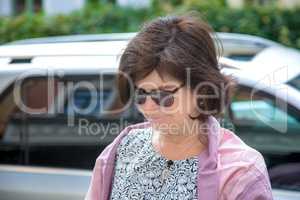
top-left (154, 133), bottom-right (175, 183)
top-left (153, 129), bottom-right (199, 183)
top-left (160, 159), bottom-right (174, 183)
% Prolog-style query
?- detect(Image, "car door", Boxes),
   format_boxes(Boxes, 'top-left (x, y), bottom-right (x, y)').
top-left (227, 85), bottom-right (300, 157)
top-left (226, 84), bottom-right (300, 193)
top-left (0, 73), bottom-right (144, 200)
top-left (0, 75), bottom-right (90, 200)
top-left (3, 74), bottom-right (144, 169)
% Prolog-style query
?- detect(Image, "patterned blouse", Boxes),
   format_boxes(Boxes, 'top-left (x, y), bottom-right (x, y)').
top-left (109, 127), bottom-right (199, 200)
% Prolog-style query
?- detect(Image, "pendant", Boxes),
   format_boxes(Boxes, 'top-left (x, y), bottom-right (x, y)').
top-left (160, 168), bottom-right (170, 182)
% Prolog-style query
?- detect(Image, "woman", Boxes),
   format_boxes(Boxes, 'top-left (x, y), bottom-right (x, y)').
top-left (85, 13), bottom-right (273, 200)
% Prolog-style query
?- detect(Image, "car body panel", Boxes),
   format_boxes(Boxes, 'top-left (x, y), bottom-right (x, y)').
top-left (1, 164), bottom-right (300, 200)
top-left (0, 165), bottom-right (90, 200)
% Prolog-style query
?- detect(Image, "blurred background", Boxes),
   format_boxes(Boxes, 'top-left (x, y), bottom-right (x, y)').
top-left (0, 0), bottom-right (300, 200)
top-left (0, 0), bottom-right (299, 48)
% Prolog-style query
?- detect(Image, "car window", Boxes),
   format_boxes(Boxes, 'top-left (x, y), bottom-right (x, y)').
top-left (230, 86), bottom-right (299, 128)
top-left (231, 99), bottom-right (298, 126)
top-left (227, 54), bottom-right (254, 61)
top-left (64, 88), bottom-right (111, 116)
top-left (288, 74), bottom-right (300, 91)
top-left (63, 75), bottom-right (120, 118)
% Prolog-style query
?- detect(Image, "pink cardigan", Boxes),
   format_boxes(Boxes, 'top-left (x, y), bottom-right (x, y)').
top-left (84, 116), bottom-right (273, 200)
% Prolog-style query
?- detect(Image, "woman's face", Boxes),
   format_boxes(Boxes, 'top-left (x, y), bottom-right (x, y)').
top-left (134, 70), bottom-right (199, 134)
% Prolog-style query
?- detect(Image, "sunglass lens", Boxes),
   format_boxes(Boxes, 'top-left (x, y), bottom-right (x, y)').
top-left (135, 89), bottom-right (147, 104)
top-left (162, 96), bottom-right (174, 107)
top-left (156, 91), bottom-right (174, 107)
top-left (136, 96), bottom-right (146, 104)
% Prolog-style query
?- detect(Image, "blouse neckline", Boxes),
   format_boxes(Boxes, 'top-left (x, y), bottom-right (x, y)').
top-left (146, 127), bottom-right (199, 163)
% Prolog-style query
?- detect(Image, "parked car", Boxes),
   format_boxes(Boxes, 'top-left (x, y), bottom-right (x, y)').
top-left (9, 31), bottom-right (300, 83)
top-left (6, 31), bottom-right (282, 62)
top-left (0, 33), bottom-right (300, 200)
top-left (233, 45), bottom-right (300, 87)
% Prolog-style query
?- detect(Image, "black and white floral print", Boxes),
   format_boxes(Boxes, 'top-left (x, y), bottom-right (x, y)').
top-left (109, 127), bottom-right (199, 200)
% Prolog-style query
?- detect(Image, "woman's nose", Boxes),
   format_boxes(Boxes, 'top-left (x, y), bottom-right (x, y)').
top-left (141, 96), bottom-right (159, 111)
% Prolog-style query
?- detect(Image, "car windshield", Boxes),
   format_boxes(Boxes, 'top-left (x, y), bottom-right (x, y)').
top-left (288, 74), bottom-right (300, 91)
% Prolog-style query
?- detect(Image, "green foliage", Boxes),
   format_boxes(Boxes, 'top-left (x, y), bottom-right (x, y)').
top-left (0, 1), bottom-right (299, 49)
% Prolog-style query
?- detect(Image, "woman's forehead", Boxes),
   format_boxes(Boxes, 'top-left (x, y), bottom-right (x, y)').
top-left (135, 70), bottom-right (181, 89)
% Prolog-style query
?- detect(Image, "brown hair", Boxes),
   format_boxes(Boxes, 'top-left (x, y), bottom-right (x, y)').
top-left (117, 12), bottom-right (234, 122)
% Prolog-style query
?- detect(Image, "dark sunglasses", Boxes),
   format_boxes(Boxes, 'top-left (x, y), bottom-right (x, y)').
top-left (134, 83), bottom-right (185, 107)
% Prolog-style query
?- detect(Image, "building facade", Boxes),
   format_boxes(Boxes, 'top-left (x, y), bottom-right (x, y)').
top-left (227, 0), bottom-right (300, 9)
top-left (1, 0), bottom-right (299, 17)
top-left (0, 0), bottom-right (151, 17)
top-left (0, 0), bottom-right (87, 16)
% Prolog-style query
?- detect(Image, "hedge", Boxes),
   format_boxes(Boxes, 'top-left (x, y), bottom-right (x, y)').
top-left (0, 1), bottom-right (299, 49)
